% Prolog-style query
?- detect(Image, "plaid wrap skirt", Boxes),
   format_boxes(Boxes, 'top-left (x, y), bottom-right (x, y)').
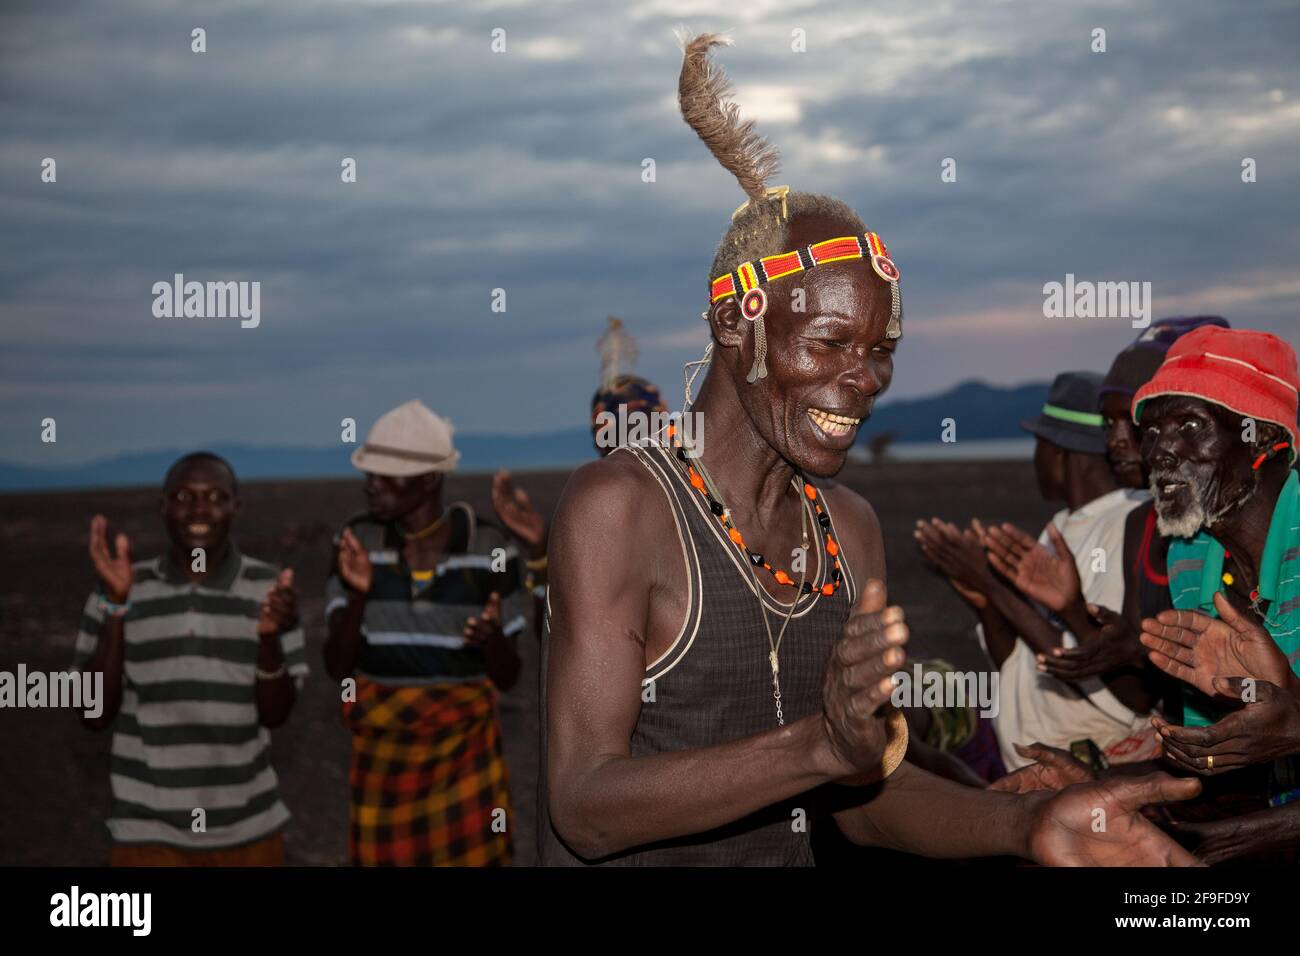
top-left (343, 676), bottom-right (512, 866)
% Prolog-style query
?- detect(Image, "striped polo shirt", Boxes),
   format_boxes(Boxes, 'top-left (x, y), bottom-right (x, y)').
top-left (325, 502), bottom-right (527, 686)
top-left (1167, 469), bottom-right (1300, 727)
top-left (73, 544), bottom-right (308, 849)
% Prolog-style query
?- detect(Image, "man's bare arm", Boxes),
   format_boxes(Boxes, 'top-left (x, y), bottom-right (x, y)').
top-left (824, 489), bottom-right (1038, 848)
top-left (986, 580), bottom-right (1067, 656)
top-left (976, 600), bottom-right (1019, 669)
top-left (829, 490), bottom-right (1202, 865)
top-left (835, 760), bottom-right (1043, 856)
top-left (81, 615), bottom-right (126, 731)
top-left (324, 595), bottom-right (366, 682)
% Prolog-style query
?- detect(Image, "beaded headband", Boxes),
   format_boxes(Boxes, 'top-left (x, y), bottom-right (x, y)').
top-left (710, 232), bottom-right (899, 302)
top-left (709, 231), bottom-right (902, 383)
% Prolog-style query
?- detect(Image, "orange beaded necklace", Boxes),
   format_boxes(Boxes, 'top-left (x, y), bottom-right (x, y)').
top-left (667, 423), bottom-right (843, 597)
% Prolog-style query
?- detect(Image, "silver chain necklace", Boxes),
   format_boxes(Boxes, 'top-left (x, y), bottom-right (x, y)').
top-left (690, 453), bottom-right (813, 727)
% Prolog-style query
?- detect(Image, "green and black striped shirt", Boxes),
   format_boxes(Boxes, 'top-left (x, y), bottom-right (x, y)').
top-left (73, 544), bottom-right (307, 849)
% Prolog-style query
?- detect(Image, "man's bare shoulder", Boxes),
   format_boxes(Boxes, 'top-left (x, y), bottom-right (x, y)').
top-left (551, 450), bottom-right (671, 552)
top-left (819, 478), bottom-right (885, 578)
top-left (820, 478), bottom-right (882, 538)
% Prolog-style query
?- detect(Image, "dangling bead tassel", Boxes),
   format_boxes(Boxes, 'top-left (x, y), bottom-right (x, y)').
top-left (746, 315), bottom-right (769, 383)
top-left (885, 282), bottom-right (902, 339)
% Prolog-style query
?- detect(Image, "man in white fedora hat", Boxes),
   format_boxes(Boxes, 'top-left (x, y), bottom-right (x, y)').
top-left (323, 399), bottom-right (529, 866)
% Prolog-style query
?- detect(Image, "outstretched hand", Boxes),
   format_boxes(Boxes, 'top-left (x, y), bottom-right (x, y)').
top-left (985, 521), bottom-right (1081, 614)
top-left (1140, 591), bottom-right (1293, 697)
top-left (463, 592), bottom-right (505, 645)
top-left (1028, 773), bottom-right (1203, 866)
top-left (1151, 677), bottom-right (1300, 774)
top-left (989, 742), bottom-right (1096, 794)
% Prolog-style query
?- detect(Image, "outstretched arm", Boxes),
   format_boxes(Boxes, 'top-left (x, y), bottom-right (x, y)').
top-left (1172, 800), bottom-right (1300, 864)
top-left (836, 759), bottom-right (1204, 865)
top-left (846, 499), bottom-right (1202, 865)
top-left (834, 760), bottom-right (1044, 857)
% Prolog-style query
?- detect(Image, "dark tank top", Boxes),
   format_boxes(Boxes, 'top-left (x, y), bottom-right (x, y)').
top-left (538, 440), bottom-right (859, 866)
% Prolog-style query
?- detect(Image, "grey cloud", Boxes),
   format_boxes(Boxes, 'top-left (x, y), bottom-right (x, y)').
top-left (1, 0), bottom-right (1296, 463)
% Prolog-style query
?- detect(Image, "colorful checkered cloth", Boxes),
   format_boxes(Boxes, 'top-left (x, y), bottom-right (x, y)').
top-left (343, 676), bottom-right (512, 866)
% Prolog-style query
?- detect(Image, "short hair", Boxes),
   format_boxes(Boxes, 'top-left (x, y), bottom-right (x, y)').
top-left (708, 191), bottom-right (866, 291)
top-left (163, 451), bottom-right (238, 495)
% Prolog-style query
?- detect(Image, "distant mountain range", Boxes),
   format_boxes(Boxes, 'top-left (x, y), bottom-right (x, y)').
top-left (855, 379), bottom-right (1050, 444)
top-left (0, 380), bottom-right (1048, 491)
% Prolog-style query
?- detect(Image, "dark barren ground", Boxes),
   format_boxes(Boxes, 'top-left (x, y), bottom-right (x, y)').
top-left (0, 459), bottom-right (1051, 865)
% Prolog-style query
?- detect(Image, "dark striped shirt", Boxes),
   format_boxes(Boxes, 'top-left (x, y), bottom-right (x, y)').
top-left (72, 544), bottom-right (308, 849)
top-left (325, 503), bottom-right (527, 686)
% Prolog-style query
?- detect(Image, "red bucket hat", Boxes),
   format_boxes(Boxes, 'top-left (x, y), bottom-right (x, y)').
top-left (1132, 326), bottom-right (1299, 463)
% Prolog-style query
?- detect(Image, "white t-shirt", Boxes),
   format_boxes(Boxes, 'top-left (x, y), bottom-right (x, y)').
top-left (983, 488), bottom-right (1159, 770)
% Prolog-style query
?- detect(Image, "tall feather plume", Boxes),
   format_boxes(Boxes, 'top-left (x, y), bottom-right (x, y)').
top-left (677, 31), bottom-right (779, 204)
top-left (596, 316), bottom-right (638, 392)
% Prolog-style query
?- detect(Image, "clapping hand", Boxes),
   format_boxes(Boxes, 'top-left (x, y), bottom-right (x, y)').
top-left (1139, 591), bottom-right (1293, 697)
top-left (463, 592), bottom-right (504, 645)
top-left (337, 527), bottom-right (373, 595)
top-left (492, 469), bottom-right (546, 549)
top-left (258, 568), bottom-right (299, 638)
top-left (985, 521), bottom-right (1082, 615)
top-left (88, 515), bottom-right (134, 604)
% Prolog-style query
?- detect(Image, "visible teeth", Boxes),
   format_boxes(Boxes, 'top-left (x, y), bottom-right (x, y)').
top-left (808, 408), bottom-right (859, 438)
top-left (808, 407), bottom-right (860, 426)
top-left (189, 523), bottom-right (210, 533)
top-left (1162, 484), bottom-right (1179, 494)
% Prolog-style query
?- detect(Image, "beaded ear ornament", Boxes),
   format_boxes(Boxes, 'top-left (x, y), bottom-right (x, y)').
top-left (709, 195), bottom-right (902, 384)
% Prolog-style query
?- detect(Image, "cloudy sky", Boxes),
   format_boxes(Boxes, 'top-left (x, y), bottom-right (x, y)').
top-left (1, 0), bottom-right (1297, 465)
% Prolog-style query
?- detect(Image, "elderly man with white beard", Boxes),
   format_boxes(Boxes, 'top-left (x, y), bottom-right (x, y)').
top-left (1133, 326), bottom-right (1300, 862)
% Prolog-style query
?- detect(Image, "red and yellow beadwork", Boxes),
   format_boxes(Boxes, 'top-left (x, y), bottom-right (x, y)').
top-left (709, 231), bottom-right (900, 304)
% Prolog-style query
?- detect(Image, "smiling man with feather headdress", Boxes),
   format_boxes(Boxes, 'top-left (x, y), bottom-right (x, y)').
top-left (536, 32), bottom-right (1205, 867)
